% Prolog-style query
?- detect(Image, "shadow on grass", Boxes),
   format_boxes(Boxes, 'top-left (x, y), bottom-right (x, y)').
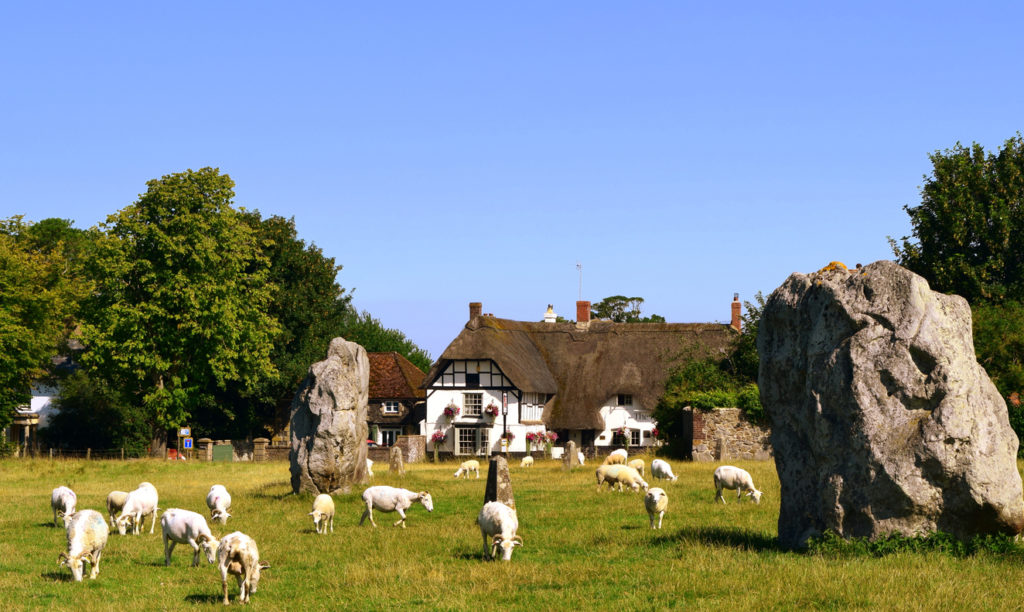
top-left (184, 593), bottom-right (223, 605)
top-left (653, 526), bottom-right (781, 552)
top-left (250, 483), bottom-right (293, 501)
top-left (40, 571), bottom-right (73, 582)
top-left (452, 549), bottom-right (487, 562)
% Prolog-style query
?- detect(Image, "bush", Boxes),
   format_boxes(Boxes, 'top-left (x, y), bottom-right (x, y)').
top-left (736, 384), bottom-right (765, 422)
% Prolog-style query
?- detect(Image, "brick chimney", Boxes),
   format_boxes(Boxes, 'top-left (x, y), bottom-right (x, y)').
top-left (731, 293), bottom-right (741, 332)
top-left (469, 302), bottom-right (482, 320)
top-left (576, 300), bottom-right (591, 324)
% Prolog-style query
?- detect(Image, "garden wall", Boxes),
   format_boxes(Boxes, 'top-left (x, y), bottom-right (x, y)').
top-left (690, 407), bottom-right (772, 462)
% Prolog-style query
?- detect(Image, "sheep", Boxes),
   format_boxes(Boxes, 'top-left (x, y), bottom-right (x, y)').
top-left (160, 508), bottom-right (220, 567)
top-left (51, 486), bottom-right (77, 528)
top-left (206, 484), bottom-right (232, 525)
top-left (477, 501), bottom-right (523, 561)
top-left (520, 456), bottom-right (534, 468)
top-left (310, 494), bottom-right (335, 534)
top-left (612, 466), bottom-right (649, 493)
top-left (603, 449), bottom-right (628, 465)
top-left (596, 464), bottom-right (629, 491)
top-left (453, 459), bottom-right (480, 479)
top-left (713, 465), bottom-right (763, 504)
top-left (106, 491), bottom-right (129, 527)
top-left (217, 531), bottom-right (269, 605)
top-left (366, 458), bottom-right (375, 478)
top-left (650, 459), bottom-right (678, 482)
top-left (359, 486), bottom-right (434, 528)
top-left (628, 458), bottom-right (646, 477)
top-left (57, 510), bottom-right (109, 581)
top-left (116, 481), bottom-right (159, 535)
top-left (644, 487), bottom-right (669, 529)
top-left (577, 451), bottom-right (586, 466)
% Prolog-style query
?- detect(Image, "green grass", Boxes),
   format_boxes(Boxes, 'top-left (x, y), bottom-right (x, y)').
top-left (3, 456), bottom-right (1024, 610)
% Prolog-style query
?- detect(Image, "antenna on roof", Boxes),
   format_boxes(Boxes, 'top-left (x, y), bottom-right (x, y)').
top-left (576, 261), bottom-right (583, 300)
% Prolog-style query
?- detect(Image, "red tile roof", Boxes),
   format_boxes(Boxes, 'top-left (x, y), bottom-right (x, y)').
top-left (368, 352), bottom-right (427, 400)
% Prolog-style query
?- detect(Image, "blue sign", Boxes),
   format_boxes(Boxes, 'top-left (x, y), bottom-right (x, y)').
top-left (183, 437), bottom-right (193, 449)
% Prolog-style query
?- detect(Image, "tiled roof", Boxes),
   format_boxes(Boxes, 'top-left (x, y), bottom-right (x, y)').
top-left (368, 352), bottom-right (426, 400)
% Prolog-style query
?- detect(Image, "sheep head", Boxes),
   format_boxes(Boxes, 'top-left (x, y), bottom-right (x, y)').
top-left (747, 489), bottom-right (763, 504)
top-left (491, 535), bottom-right (523, 561)
top-left (197, 533), bottom-right (220, 564)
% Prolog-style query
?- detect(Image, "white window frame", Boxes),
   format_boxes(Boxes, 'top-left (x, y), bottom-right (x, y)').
top-left (463, 392), bottom-right (483, 417)
top-left (382, 400), bottom-right (401, 415)
top-left (630, 429), bottom-right (642, 446)
top-left (380, 428), bottom-right (401, 447)
top-left (618, 394), bottom-right (633, 407)
top-left (455, 427), bottom-right (490, 456)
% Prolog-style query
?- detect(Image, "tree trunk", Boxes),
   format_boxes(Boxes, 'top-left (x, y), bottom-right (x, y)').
top-left (150, 427), bottom-right (167, 458)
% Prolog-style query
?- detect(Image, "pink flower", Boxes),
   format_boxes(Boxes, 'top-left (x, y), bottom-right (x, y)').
top-left (545, 431), bottom-right (558, 442)
top-left (431, 430), bottom-right (447, 443)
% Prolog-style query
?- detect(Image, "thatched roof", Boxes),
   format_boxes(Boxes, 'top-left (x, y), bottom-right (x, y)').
top-left (368, 352), bottom-right (426, 401)
top-left (425, 316), bottom-right (737, 430)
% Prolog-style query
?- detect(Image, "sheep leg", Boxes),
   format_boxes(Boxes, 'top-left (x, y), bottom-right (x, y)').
top-left (189, 539), bottom-right (201, 567)
top-left (715, 484), bottom-right (726, 504)
top-left (329, 515), bottom-right (334, 533)
top-left (220, 568), bottom-right (231, 605)
top-left (393, 508), bottom-right (407, 528)
top-left (149, 510), bottom-right (157, 534)
top-left (359, 506), bottom-right (376, 527)
top-left (164, 534), bottom-right (175, 565)
top-left (89, 551), bottom-right (102, 579)
top-left (482, 533), bottom-right (492, 560)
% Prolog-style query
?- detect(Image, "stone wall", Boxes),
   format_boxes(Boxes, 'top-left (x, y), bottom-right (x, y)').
top-left (691, 407), bottom-right (772, 462)
top-left (368, 435), bottom-right (426, 463)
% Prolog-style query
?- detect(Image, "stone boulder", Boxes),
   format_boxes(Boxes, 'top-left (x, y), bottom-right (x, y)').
top-left (759, 260), bottom-right (1024, 548)
top-left (289, 337), bottom-right (369, 495)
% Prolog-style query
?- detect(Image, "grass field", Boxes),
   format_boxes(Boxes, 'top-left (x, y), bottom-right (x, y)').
top-left (3, 456), bottom-right (1024, 610)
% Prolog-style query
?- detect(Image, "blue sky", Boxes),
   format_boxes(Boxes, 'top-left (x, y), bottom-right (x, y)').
top-left (4, 2), bottom-right (1023, 358)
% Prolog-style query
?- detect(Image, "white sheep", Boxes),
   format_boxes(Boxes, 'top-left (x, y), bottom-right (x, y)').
top-left (644, 487), bottom-right (669, 529)
top-left (596, 464), bottom-right (628, 491)
top-left (359, 486), bottom-right (434, 528)
top-left (366, 458), bottom-right (375, 478)
top-left (628, 458), bottom-right (646, 477)
top-left (453, 459), bottom-right (480, 479)
top-left (116, 481), bottom-right (159, 535)
top-left (51, 486), bottom-right (77, 528)
top-left (106, 491), bottom-right (129, 527)
top-left (595, 464), bottom-right (648, 492)
top-left (160, 508), bottom-right (220, 567)
top-left (58, 510), bottom-right (109, 581)
top-left (520, 456), bottom-right (534, 468)
top-left (477, 501), bottom-right (523, 561)
top-left (577, 451), bottom-right (586, 466)
top-left (651, 459), bottom-right (678, 482)
top-left (206, 484), bottom-right (232, 525)
top-left (603, 449), bottom-right (628, 465)
top-left (310, 494), bottom-right (335, 534)
top-left (713, 465), bottom-right (763, 504)
top-left (217, 531), bottom-right (269, 605)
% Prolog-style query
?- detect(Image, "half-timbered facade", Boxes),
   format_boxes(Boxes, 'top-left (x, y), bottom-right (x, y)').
top-left (423, 299), bottom-right (740, 456)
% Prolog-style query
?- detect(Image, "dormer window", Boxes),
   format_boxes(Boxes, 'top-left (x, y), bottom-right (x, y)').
top-left (382, 401), bottom-right (400, 415)
top-left (618, 394), bottom-right (633, 407)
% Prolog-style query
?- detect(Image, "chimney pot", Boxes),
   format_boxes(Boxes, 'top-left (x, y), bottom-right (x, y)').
top-left (577, 300), bottom-right (591, 323)
top-left (469, 302), bottom-right (482, 320)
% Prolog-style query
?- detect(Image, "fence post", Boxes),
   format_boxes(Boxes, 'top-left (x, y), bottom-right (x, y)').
top-left (86, 448), bottom-right (91, 460)
top-left (49, 448), bottom-right (53, 459)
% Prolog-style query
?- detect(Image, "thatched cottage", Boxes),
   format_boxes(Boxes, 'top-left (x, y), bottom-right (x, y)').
top-left (422, 299), bottom-right (740, 457)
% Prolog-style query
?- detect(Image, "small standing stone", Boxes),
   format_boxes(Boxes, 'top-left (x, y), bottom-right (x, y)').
top-left (389, 445), bottom-right (405, 476)
top-left (715, 438), bottom-right (728, 461)
top-left (484, 456), bottom-right (515, 509)
top-left (562, 440), bottom-right (579, 471)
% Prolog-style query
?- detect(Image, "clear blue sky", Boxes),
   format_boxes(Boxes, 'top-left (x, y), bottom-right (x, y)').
top-left (4, 2), bottom-right (1023, 359)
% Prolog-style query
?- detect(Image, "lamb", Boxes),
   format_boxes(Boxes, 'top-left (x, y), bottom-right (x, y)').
top-left (366, 458), bottom-right (374, 478)
top-left (628, 458), bottom-right (645, 477)
top-left (309, 494), bottom-right (335, 534)
top-left (58, 510), bottom-right (109, 581)
top-left (217, 531), bottom-right (269, 605)
top-left (359, 486), bottom-right (434, 528)
top-left (160, 508), bottom-right (220, 567)
top-left (106, 491), bottom-right (129, 527)
top-left (713, 465), bottom-right (763, 504)
top-left (595, 464), bottom-right (649, 492)
top-left (651, 459), bottom-right (678, 482)
top-left (206, 484), bottom-right (232, 525)
top-left (644, 487), bottom-right (669, 529)
top-left (520, 456), bottom-right (534, 468)
top-left (603, 449), bottom-right (628, 465)
top-left (453, 459), bottom-right (480, 479)
top-left (51, 486), bottom-right (77, 528)
top-left (116, 481), bottom-right (159, 535)
top-left (477, 501), bottom-right (523, 561)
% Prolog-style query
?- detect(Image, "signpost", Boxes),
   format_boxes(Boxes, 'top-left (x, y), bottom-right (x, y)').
top-left (501, 392), bottom-right (509, 457)
top-left (176, 427), bottom-right (192, 460)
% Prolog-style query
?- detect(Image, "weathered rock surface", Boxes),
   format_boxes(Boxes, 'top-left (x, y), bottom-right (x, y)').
top-left (485, 456), bottom-right (515, 509)
top-left (563, 440), bottom-right (579, 471)
top-left (759, 260), bottom-right (1024, 548)
top-left (389, 445), bottom-right (405, 476)
top-left (289, 337), bottom-right (369, 495)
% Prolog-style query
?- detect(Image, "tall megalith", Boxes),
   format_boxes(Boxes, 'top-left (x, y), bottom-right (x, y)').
top-left (759, 260), bottom-right (1024, 548)
top-left (289, 337), bottom-right (369, 495)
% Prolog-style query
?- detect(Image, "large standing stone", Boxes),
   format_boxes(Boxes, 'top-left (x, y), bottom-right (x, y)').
top-left (389, 445), bottom-right (405, 476)
top-left (562, 440), bottom-right (579, 471)
top-left (759, 260), bottom-right (1024, 548)
top-left (484, 456), bottom-right (515, 509)
top-left (289, 338), bottom-right (369, 495)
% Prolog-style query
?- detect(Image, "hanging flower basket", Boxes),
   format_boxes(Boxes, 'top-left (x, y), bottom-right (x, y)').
top-left (443, 402), bottom-right (460, 419)
top-left (501, 431), bottom-right (515, 441)
top-left (484, 403), bottom-right (500, 417)
top-left (431, 430), bottom-right (447, 444)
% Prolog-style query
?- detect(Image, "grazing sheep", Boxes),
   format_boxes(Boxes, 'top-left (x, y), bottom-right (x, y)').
top-left (116, 482), bottom-right (159, 535)
top-left (217, 531), bottom-right (269, 605)
top-left (359, 486), bottom-right (434, 528)
top-left (644, 488), bottom-right (669, 529)
top-left (160, 508), bottom-right (220, 567)
top-left (651, 459), bottom-right (678, 482)
top-left (206, 485), bottom-right (232, 525)
top-left (577, 451), bottom-right (586, 466)
top-left (628, 458), bottom-right (645, 477)
top-left (58, 510), bottom-right (108, 581)
top-left (603, 449), bottom-right (628, 465)
top-left (51, 486), bottom-right (77, 528)
top-left (106, 491), bottom-right (129, 527)
top-left (713, 465), bottom-right (763, 504)
top-left (596, 464), bottom-right (648, 492)
top-left (366, 458), bottom-right (374, 478)
top-left (520, 456), bottom-right (534, 468)
top-left (596, 464), bottom-right (628, 491)
top-left (477, 501), bottom-right (523, 561)
top-left (453, 460), bottom-right (480, 479)
top-left (310, 494), bottom-right (335, 534)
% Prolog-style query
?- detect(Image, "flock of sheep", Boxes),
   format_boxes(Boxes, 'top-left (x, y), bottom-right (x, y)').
top-left (49, 453), bottom-right (764, 604)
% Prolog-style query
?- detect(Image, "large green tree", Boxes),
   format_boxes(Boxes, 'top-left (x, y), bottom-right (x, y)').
top-left (591, 295), bottom-right (665, 323)
top-left (340, 309), bottom-right (432, 372)
top-left (80, 168), bottom-right (281, 453)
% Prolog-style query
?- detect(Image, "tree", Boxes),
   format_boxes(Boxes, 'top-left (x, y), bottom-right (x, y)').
top-left (79, 168), bottom-right (281, 453)
top-left (891, 135), bottom-right (1024, 304)
top-left (591, 295), bottom-right (665, 323)
top-left (340, 310), bottom-right (432, 372)
top-left (0, 217), bottom-right (85, 431)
